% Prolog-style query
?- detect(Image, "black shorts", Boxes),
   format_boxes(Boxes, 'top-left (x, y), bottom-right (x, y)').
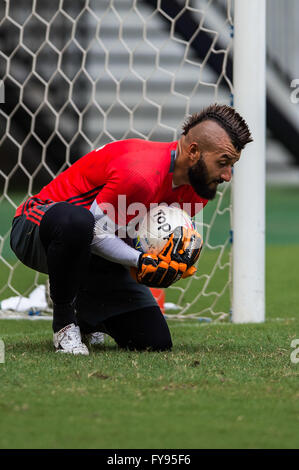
top-left (10, 204), bottom-right (158, 322)
top-left (10, 204), bottom-right (53, 274)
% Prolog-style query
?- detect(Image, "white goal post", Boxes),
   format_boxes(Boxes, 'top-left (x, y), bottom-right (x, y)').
top-left (232, 0), bottom-right (266, 323)
top-left (0, 0), bottom-right (266, 323)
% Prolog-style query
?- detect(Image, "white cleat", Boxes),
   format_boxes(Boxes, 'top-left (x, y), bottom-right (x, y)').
top-left (53, 323), bottom-right (89, 355)
top-left (86, 331), bottom-right (105, 345)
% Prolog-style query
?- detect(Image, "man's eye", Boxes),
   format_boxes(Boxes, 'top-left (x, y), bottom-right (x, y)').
top-left (219, 161), bottom-right (226, 167)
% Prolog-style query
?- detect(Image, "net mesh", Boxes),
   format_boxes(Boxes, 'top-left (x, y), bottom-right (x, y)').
top-left (0, 0), bottom-right (233, 321)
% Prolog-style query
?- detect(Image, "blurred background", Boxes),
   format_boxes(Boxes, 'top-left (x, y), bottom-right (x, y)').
top-left (1, 0), bottom-right (299, 191)
top-left (0, 0), bottom-right (298, 310)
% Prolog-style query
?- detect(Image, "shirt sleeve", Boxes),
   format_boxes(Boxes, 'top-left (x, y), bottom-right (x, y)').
top-left (89, 200), bottom-right (141, 267)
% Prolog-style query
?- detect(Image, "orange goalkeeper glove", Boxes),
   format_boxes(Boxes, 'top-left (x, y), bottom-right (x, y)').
top-left (131, 252), bottom-right (187, 288)
top-left (131, 226), bottom-right (203, 287)
top-left (158, 226), bottom-right (203, 274)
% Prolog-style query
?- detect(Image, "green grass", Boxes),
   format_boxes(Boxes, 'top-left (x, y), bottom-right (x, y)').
top-left (0, 185), bottom-right (298, 449)
top-left (0, 317), bottom-right (299, 449)
top-left (0, 243), bottom-right (298, 449)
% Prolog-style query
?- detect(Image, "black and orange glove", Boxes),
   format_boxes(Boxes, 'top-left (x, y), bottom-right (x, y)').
top-left (131, 252), bottom-right (187, 288)
top-left (131, 226), bottom-right (203, 287)
top-left (158, 226), bottom-right (203, 279)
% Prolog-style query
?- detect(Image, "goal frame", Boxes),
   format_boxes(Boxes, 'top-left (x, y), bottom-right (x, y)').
top-left (0, 0), bottom-right (266, 323)
top-left (232, 0), bottom-right (266, 323)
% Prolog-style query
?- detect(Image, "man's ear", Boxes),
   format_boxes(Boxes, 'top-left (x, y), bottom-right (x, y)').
top-left (188, 142), bottom-right (200, 163)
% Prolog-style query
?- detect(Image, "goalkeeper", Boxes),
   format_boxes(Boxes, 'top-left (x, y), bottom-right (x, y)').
top-left (10, 104), bottom-right (252, 355)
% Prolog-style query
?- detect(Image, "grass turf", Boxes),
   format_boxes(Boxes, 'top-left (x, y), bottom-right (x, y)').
top-left (0, 318), bottom-right (298, 449)
top-left (0, 243), bottom-right (298, 449)
top-left (0, 186), bottom-right (298, 449)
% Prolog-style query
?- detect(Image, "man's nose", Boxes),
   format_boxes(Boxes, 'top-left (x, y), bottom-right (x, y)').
top-left (221, 166), bottom-right (232, 182)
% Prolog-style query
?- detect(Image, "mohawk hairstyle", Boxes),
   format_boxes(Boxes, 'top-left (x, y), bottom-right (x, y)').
top-left (182, 103), bottom-right (253, 151)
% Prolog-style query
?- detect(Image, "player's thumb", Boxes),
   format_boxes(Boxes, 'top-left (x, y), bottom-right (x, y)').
top-left (181, 266), bottom-right (197, 279)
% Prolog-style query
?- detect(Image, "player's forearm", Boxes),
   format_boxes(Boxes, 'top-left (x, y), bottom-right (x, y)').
top-left (90, 230), bottom-right (140, 268)
top-left (89, 199), bottom-right (141, 267)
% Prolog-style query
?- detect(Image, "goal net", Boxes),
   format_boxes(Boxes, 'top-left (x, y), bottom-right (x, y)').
top-left (0, 0), bottom-right (234, 322)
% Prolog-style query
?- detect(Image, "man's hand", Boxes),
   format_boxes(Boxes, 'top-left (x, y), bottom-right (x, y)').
top-left (131, 252), bottom-right (187, 288)
top-left (158, 226), bottom-right (203, 271)
top-left (131, 226), bottom-right (203, 287)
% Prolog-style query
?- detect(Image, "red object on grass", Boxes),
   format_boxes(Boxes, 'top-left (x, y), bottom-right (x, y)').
top-left (150, 288), bottom-right (165, 314)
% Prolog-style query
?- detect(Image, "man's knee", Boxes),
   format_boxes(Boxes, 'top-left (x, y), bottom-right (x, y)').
top-left (104, 306), bottom-right (173, 352)
top-left (144, 337), bottom-right (173, 352)
top-left (121, 333), bottom-right (173, 352)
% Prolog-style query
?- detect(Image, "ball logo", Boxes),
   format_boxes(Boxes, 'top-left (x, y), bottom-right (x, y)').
top-left (155, 210), bottom-right (172, 233)
top-left (134, 236), bottom-right (142, 252)
top-left (135, 205), bottom-right (197, 255)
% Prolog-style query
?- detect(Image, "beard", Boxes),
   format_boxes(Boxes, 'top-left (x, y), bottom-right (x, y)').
top-left (188, 154), bottom-right (222, 200)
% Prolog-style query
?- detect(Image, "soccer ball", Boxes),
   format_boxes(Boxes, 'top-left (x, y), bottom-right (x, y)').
top-left (133, 205), bottom-right (195, 255)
